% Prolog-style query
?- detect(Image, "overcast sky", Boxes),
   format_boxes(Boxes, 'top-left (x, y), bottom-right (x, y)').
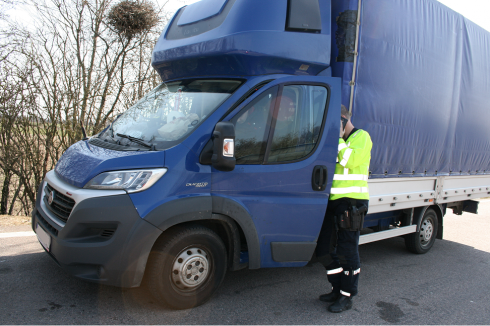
top-left (5, 0), bottom-right (490, 32)
top-left (437, 0), bottom-right (490, 31)
top-left (4, 0), bottom-right (490, 36)
top-left (160, 0), bottom-right (490, 32)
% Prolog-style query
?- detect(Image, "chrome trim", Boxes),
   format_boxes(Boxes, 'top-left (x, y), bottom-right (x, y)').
top-left (39, 181), bottom-right (65, 227)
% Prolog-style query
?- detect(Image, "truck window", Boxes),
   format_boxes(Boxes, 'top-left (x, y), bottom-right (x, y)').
top-left (267, 85), bottom-right (328, 163)
top-left (97, 79), bottom-right (242, 151)
top-left (231, 86), bottom-right (278, 164)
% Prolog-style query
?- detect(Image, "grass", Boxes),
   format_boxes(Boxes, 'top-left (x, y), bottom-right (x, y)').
top-left (0, 214), bottom-right (31, 227)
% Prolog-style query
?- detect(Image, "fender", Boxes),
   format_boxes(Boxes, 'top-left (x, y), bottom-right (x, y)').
top-left (211, 195), bottom-right (261, 269)
top-left (144, 195), bottom-right (261, 269)
top-left (413, 204), bottom-right (444, 239)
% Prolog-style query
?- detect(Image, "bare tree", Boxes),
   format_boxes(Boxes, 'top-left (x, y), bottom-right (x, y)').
top-left (0, 0), bottom-right (16, 21)
top-left (0, 0), bottom-right (169, 215)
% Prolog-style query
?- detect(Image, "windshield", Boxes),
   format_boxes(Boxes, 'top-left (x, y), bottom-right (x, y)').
top-left (98, 79), bottom-right (242, 150)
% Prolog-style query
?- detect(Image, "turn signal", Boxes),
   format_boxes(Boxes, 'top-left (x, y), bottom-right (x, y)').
top-left (223, 139), bottom-right (234, 157)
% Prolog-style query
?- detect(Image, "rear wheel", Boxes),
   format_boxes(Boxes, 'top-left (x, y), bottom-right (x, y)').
top-left (405, 208), bottom-right (438, 254)
top-left (146, 225), bottom-right (227, 309)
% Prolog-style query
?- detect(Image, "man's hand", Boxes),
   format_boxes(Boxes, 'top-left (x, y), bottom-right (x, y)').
top-left (340, 120), bottom-right (345, 138)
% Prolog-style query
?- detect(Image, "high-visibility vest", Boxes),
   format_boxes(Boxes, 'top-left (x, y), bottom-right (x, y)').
top-left (330, 129), bottom-right (372, 201)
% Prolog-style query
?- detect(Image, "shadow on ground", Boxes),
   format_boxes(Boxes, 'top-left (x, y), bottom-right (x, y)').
top-left (1, 233), bottom-right (489, 325)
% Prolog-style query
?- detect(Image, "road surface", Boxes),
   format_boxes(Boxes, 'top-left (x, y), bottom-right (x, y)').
top-left (1, 201), bottom-right (489, 324)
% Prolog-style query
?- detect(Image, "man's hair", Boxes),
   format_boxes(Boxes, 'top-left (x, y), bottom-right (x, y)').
top-left (341, 104), bottom-right (352, 119)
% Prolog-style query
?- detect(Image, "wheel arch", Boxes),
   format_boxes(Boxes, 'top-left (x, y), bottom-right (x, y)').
top-left (413, 204), bottom-right (444, 239)
top-left (144, 195), bottom-right (260, 270)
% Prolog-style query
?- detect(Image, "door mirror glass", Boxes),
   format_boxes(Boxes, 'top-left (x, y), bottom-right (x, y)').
top-left (268, 85), bottom-right (328, 162)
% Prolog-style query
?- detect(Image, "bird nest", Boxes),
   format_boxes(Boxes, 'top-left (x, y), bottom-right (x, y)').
top-left (107, 0), bottom-right (159, 38)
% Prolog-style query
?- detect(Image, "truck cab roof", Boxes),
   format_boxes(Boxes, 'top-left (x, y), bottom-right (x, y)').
top-left (152, 0), bottom-right (333, 81)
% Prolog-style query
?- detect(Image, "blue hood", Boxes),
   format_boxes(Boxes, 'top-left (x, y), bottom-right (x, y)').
top-left (55, 141), bottom-right (166, 188)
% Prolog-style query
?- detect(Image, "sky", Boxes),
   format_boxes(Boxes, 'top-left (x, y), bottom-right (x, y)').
top-left (3, 0), bottom-right (490, 36)
top-left (160, 0), bottom-right (490, 32)
top-left (4, 0), bottom-right (490, 32)
top-left (437, 0), bottom-right (490, 31)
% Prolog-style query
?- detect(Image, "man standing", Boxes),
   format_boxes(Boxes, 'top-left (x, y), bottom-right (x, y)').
top-left (316, 105), bottom-right (372, 313)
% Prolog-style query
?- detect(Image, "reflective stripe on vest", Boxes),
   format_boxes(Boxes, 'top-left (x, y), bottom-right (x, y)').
top-left (350, 130), bottom-right (360, 139)
top-left (333, 174), bottom-right (369, 181)
top-left (339, 148), bottom-right (352, 166)
top-left (330, 186), bottom-right (369, 194)
top-left (331, 129), bottom-right (371, 200)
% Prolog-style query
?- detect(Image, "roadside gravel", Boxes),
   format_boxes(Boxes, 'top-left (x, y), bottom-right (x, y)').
top-left (0, 215), bottom-right (31, 227)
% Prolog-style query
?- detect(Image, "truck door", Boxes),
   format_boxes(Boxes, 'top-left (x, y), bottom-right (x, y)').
top-left (211, 76), bottom-right (341, 268)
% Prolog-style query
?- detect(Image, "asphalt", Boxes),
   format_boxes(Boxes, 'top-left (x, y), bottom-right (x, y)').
top-left (1, 201), bottom-right (489, 324)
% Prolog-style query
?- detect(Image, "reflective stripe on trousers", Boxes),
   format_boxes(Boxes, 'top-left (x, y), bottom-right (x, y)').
top-left (326, 267), bottom-right (343, 275)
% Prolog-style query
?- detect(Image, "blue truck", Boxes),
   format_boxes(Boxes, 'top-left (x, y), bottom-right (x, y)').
top-left (32, 0), bottom-right (490, 309)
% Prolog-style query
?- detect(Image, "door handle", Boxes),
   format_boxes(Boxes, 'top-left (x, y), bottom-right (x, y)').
top-left (312, 165), bottom-right (327, 191)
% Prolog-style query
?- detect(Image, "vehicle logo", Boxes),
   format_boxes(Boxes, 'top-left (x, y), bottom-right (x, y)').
top-left (47, 190), bottom-right (55, 206)
top-left (186, 182), bottom-right (208, 188)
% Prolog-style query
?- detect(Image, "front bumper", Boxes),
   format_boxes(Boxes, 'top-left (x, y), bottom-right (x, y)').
top-left (32, 172), bottom-right (162, 287)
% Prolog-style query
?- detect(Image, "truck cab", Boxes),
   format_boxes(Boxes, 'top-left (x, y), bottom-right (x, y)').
top-left (33, 72), bottom-right (342, 309)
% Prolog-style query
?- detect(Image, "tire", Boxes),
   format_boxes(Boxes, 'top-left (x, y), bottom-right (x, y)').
top-left (146, 225), bottom-right (227, 309)
top-left (405, 208), bottom-right (438, 254)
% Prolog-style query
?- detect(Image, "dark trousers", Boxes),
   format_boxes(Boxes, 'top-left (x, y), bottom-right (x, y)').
top-left (316, 198), bottom-right (368, 297)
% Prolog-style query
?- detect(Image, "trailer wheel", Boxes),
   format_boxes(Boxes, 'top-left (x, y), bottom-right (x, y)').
top-left (405, 208), bottom-right (438, 254)
top-left (146, 225), bottom-right (227, 309)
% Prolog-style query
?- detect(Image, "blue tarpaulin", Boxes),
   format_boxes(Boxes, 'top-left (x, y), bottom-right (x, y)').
top-left (332, 0), bottom-right (490, 178)
top-left (153, 0), bottom-right (490, 179)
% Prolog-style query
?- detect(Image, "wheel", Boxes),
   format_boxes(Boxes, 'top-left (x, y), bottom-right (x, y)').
top-left (146, 225), bottom-right (227, 309)
top-left (405, 208), bottom-right (438, 254)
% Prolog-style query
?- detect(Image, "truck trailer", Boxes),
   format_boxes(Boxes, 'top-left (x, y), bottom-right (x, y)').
top-left (32, 0), bottom-right (490, 309)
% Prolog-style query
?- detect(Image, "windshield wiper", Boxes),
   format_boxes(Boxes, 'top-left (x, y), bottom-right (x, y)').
top-left (116, 133), bottom-right (153, 149)
top-left (106, 114), bottom-right (122, 138)
top-left (109, 123), bottom-right (115, 137)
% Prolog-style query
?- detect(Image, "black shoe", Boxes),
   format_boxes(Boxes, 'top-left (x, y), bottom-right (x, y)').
top-left (319, 292), bottom-right (340, 303)
top-left (328, 295), bottom-right (353, 313)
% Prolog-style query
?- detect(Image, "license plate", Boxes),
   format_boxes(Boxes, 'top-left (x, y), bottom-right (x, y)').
top-left (36, 223), bottom-right (51, 252)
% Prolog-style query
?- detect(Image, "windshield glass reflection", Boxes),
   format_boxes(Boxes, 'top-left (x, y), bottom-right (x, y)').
top-left (99, 79), bottom-right (242, 150)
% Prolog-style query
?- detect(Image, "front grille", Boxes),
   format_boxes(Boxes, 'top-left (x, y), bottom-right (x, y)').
top-left (36, 211), bottom-right (59, 236)
top-left (44, 183), bottom-right (76, 223)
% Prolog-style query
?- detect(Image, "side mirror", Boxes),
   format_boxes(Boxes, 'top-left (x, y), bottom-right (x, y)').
top-left (212, 122), bottom-right (236, 172)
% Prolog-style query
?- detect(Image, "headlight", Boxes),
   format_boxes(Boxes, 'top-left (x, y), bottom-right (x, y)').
top-left (84, 168), bottom-right (167, 193)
